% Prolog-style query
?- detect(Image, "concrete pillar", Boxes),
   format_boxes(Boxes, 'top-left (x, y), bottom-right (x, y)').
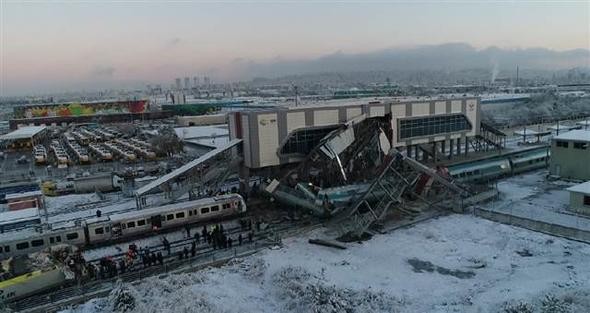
top-left (465, 137), bottom-right (469, 155)
top-left (449, 139), bottom-right (454, 159)
top-left (239, 165), bottom-right (250, 194)
top-left (441, 140), bottom-right (446, 154)
top-left (414, 145), bottom-right (419, 160)
top-left (406, 145), bottom-right (412, 158)
top-left (456, 138), bottom-right (461, 156)
top-left (432, 142), bottom-right (438, 163)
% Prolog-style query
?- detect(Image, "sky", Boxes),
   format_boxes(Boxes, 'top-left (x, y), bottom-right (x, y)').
top-left (1, 1), bottom-right (589, 96)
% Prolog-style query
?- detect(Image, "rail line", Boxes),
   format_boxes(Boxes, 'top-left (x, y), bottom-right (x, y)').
top-left (10, 219), bottom-right (321, 313)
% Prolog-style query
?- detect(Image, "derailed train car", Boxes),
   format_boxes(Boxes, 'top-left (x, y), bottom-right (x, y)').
top-left (0, 194), bottom-right (246, 260)
top-left (448, 146), bottom-right (550, 183)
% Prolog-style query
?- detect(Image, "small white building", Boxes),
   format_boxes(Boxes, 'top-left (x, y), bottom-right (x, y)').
top-left (550, 130), bottom-right (590, 180)
top-left (566, 181), bottom-right (590, 216)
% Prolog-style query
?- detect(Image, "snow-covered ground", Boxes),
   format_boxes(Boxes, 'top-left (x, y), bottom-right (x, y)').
top-left (483, 170), bottom-right (590, 232)
top-left (62, 214), bottom-right (590, 313)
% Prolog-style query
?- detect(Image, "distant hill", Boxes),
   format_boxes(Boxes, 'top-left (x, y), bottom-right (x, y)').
top-left (231, 43), bottom-right (590, 82)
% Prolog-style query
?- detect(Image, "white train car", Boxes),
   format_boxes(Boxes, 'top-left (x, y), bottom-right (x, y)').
top-left (86, 194), bottom-right (245, 242)
top-left (64, 137), bottom-right (90, 165)
top-left (115, 139), bottom-right (156, 160)
top-left (88, 143), bottom-right (113, 162)
top-left (0, 194), bottom-right (246, 260)
top-left (104, 142), bottom-right (136, 161)
top-left (0, 225), bottom-right (86, 260)
top-left (50, 141), bottom-right (69, 168)
top-left (33, 145), bottom-right (47, 165)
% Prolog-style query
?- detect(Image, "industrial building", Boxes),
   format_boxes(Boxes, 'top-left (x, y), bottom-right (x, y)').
top-left (566, 181), bottom-right (590, 216)
top-left (8, 100), bottom-right (171, 129)
top-left (228, 96), bottom-right (483, 170)
top-left (550, 130), bottom-right (590, 180)
top-left (0, 126), bottom-right (48, 150)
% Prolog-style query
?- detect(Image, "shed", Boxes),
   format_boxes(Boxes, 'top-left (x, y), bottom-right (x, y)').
top-left (566, 181), bottom-right (590, 216)
top-left (0, 126), bottom-right (47, 150)
top-left (5, 190), bottom-right (44, 211)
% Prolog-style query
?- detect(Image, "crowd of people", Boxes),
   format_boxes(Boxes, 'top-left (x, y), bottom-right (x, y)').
top-left (80, 218), bottom-right (260, 281)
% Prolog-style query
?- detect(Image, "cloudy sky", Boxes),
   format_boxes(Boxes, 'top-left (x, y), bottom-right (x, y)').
top-left (1, 1), bottom-right (589, 96)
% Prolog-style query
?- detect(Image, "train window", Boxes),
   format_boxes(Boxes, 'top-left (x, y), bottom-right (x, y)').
top-left (56, 236), bottom-right (61, 243)
top-left (223, 204), bottom-right (230, 210)
top-left (31, 239), bottom-right (44, 247)
top-left (16, 242), bottom-right (29, 250)
top-left (127, 221), bottom-right (136, 228)
top-left (201, 207), bottom-right (210, 214)
top-left (66, 233), bottom-right (79, 240)
top-left (95, 227), bottom-right (104, 235)
top-left (194, 209), bottom-right (198, 215)
top-left (574, 142), bottom-right (587, 150)
top-left (189, 211), bottom-right (193, 216)
top-left (167, 214), bottom-right (174, 221)
top-left (584, 196), bottom-right (590, 206)
top-left (176, 212), bottom-right (185, 218)
top-left (0, 247), bottom-right (3, 253)
top-left (137, 220), bottom-right (146, 226)
top-left (4, 246), bottom-right (9, 253)
top-left (105, 227), bottom-right (110, 233)
top-left (211, 205), bottom-right (219, 212)
top-left (50, 237), bottom-right (55, 244)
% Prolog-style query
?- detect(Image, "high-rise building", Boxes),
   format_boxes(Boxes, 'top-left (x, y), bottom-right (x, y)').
top-left (193, 76), bottom-right (199, 87)
top-left (184, 77), bottom-right (190, 89)
top-left (175, 78), bottom-right (182, 90)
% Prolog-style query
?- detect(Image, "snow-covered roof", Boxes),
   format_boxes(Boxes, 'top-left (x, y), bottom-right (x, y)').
top-left (547, 124), bottom-right (576, 131)
top-left (174, 125), bottom-right (229, 139)
top-left (567, 181), bottom-right (590, 195)
top-left (576, 120), bottom-right (590, 126)
top-left (0, 208), bottom-right (40, 226)
top-left (185, 137), bottom-right (230, 149)
top-left (0, 126), bottom-right (46, 140)
top-left (5, 190), bottom-right (44, 200)
top-left (553, 130), bottom-right (590, 142)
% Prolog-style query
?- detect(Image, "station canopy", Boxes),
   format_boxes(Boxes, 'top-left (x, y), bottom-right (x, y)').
top-left (0, 126), bottom-right (46, 140)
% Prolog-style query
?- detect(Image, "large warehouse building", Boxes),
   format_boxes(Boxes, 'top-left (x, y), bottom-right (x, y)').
top-left (228, 96), bottom-right (482, 169)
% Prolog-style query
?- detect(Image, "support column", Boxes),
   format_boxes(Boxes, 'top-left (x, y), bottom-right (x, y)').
top-left (414, 145), bottom-right (419, 160)
top-left (406, 145), bottom-right (413, 159)
top-left (456, 138), bottom-right (461, 156)
top-left (449, 139), bottom-right (454, 159)
top-left (441, 140), bottom-right (446, 154)
top-left (239, 165), bottom-right (250, 194)
top-left (465, 137), bottom-right (469, 155)
top-left (432, 142), bottom-right (438, 163)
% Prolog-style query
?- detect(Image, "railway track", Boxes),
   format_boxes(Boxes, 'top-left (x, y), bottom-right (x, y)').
top-left (10, 219), bottom-right (321, 313)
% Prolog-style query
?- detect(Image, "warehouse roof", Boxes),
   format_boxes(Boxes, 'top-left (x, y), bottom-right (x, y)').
top-left (566, 181), bottom-right (590, 195)
top-left (554, 130), bottom-right (590, 142)
top-left (0, 126), bottom-right (46, 140)
top-left (5, 190), bottom-right (44, 201)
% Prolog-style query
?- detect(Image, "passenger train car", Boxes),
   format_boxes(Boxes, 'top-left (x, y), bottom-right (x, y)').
top-left (0, 194), bottom-right (246, 260)
top-left (448, 146), bottom-right (550, 183)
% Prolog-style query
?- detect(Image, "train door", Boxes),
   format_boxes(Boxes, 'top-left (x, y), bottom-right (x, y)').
top-left (150, 215), bottom-right (162, 231)
top-left (112, 223), bottom-right (123, 237)
top-left (83, 226), bottom-right (91, 245)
